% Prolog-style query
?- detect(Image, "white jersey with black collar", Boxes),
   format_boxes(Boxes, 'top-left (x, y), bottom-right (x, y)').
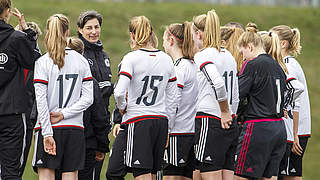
top-left (34, 49), bottom-right (94, 137)
top-left (171, 58), bottom-right (198, 134)
top-left (283, 56), bottom-right (311, 137)
top-left (114, 49), bottom-right (177, 132)
top-left (194, 48), bottom-right (239, 118)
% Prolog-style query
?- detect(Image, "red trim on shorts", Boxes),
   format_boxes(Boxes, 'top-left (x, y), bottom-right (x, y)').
top-left (34, 125), bottom-right (84, 131)
top-left (244, 118), bottom-right (283, 124)
top-left (298, 134), bottom-right (311, 137)
top-left (287, 140), bottom-right (294, 143)
top-left (196, 115), bottom-right (221, 121)
top-left (241, 122), bottom-right (254, 174)
top-left (237, 122), bottom-right (254, 174)
top-left (169, 133), bottom-right (195, 135)
top-left (122, 115), bottom-right (167, 124)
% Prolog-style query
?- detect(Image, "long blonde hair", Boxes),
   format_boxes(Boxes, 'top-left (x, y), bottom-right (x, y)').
top-left (193, 9), bottom-right (221, 51)
top-left (260, 31), bottom-right (288, 74)
top-left (45, 14), bottom-right (69, 69)
top-left (166, 21), bottom-right (194, 59)
top-left (221, 26), bottom-right (244, 72)
top-left (270, 25), bottom-right (301, 57)
top-left (129, 16), bottom-right (156, 50)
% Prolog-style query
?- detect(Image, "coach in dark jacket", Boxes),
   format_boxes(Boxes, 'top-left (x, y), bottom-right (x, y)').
top-left (77, 10), bottom-right (113, 180)
top-left (0, 2), bottom-right (41, 179)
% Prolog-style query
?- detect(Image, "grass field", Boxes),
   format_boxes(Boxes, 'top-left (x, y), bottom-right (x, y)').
top-left (10, 0), bottom-right (320, 179)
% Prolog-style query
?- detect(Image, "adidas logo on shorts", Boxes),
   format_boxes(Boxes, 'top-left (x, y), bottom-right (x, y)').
top-left (291, 168), bottom-right (296, 173)
top-left (134, 160), bottom-right (141, 165)
top-left (179, 159), bottom-right (185, 164)
top-left (205, 156), bottom-right (212, 161)
top-left (37, 159), bottom-right (43, 165)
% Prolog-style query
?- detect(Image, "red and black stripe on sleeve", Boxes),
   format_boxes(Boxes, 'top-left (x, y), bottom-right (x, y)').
top-left (34, 79), bottom-right (48, 85)
top-left (83, 77), bottom-right (93, 82)
top-left (168, 77), bottom-right (177, 82)
top-left (199, 61), bottom-right (214, 71)
top-left (119, 71), bottom-right (132, 80)
top-left (286, 77), bottom-right (296, 83)
top-left (177, 84), bottom-right (184, 89)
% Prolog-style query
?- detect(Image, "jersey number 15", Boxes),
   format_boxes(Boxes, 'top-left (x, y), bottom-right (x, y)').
top-left (136, 75), bottom-right (163, 106)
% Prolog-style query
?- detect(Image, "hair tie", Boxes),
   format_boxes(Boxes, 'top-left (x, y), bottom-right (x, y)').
top-left (182, 23), bottom-right (185, 30)
top-left (269, 31), bottom-right (272, 37)
top-left (291, 29), bottom-right (295, 34)
top-left (54, 15), bottom-right (61, 20)
top-left (168, 29), bottom-right (183, 42)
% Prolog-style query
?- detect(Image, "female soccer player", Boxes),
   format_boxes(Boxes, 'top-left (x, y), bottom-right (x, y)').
top-left (33, 14), bottom-right (93, 180)
top-left (220, 26), bottom-right (244, 73)
top-left (192, 9), bottom-right (239, 180)
top-left (270, 25), bottom-right (311, 180)
top-left (234, 23), bottom-right (287, 180)
top-left (162, 21), bottom-right (198, 180)
top-left (107, 15), bottom-right (177, 180)
top-left (77, 10), bottom-right (113, 179)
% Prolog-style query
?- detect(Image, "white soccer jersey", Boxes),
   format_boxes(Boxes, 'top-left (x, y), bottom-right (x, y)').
top-left (283, 74), bottom-right (305, 141)
top-left (283, 56), bottom-right (311, 137)
top-left (194, 48), bottom-right (239, 118)
top-left (114, 49), bottom-right (177, 132)
top-left (171, 58), bottom-right (198, 134)
top-left (34, 49), bottom-right (94, 137)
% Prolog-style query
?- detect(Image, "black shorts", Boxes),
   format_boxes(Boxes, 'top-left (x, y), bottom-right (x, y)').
top-left (163, 134), bottom-right (195, 178)
top-left (194, 112), bottom-right (239, 172)
top-left (234, 119), bottom-right (287, 179)
top-left (33, 128), bottom-right (85, 172)
top-left (279, 136), bottom-right (309, 177)
top-left (107, 116), bottom-right (168, 179)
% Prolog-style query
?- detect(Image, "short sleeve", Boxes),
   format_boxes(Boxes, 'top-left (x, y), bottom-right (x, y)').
top-left (118, 55), bottom-right (133, 80)
top-left (175, 64), bottom-right (186, 89)
top-left (33, 59), bottom-right (48, 85)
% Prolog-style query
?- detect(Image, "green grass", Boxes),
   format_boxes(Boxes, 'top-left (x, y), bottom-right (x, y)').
top-left (10, 0), bottom-right (320, 179)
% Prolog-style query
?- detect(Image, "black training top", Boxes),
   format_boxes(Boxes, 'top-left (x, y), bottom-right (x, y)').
top-left (238, 54), bottom-right (287, 121)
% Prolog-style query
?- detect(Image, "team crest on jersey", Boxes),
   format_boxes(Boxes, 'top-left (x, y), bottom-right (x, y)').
top-left (0, 53), bottom-right (8, 65)
top-left (105, 58), bottom-right (110, 67)
top-left (88, 59), bottom-right (94, 66)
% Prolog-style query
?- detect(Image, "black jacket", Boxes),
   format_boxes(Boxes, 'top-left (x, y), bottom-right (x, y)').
top-left (84, 79), bottom-right (111, 152)
top-left (0, 19), bottom-right (41, 115)
top-left (79, 34), bottom-right (113, 108)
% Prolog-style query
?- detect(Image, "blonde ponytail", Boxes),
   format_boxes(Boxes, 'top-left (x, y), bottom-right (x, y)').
top-left (290, 28), bottom-right (301, 57)
top-left (221, 26), bottom-right (244, 72)
top-left (45, 14), bottom-right (69, 69)
top-left (270, 25), bottom-right (301, 57)
top-left (203, 10), bottom-right (221, 51)
top-left (129, 16), bottom-right (155, 50)
top-left (260, 31), bottom-right (288, 74)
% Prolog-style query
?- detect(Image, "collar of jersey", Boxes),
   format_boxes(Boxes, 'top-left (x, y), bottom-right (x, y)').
top-left (139, 48), bottom-right (161, 53)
